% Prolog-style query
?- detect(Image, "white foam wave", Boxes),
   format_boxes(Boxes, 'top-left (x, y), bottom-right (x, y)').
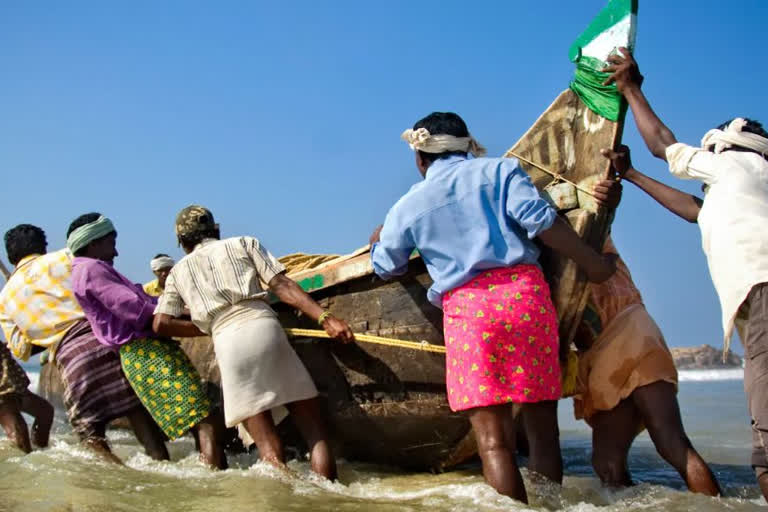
top-left (678, 368), bottom-right (743, 381)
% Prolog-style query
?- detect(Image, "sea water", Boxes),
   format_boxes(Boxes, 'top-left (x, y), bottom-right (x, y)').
top-left (0, 365), bottom-right (763, 511)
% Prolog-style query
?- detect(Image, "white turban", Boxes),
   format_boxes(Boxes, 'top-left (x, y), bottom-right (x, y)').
top-left (150, 256), bottom-right (175, 272)
top-left (401, 127), bottom-right (487, 157)
top-left (701, 118), bottom-right (768, 156)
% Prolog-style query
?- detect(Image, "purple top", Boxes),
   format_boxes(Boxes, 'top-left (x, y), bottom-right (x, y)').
top-left (71, 257), bottom-right (157, 347)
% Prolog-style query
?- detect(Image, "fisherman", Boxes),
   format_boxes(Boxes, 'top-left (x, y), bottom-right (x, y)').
top-left (152, 205), bottom-right (354, 479)
top-left (604, 49), bottom-right (768, 499)
top-left (67, 213), bottom-right (226, 469)
top-left (0, 224), bottom-right (168, 463)
top-left (518, 170), bottom-right (721, 494)
top-left (369, 112), bottom-right (616, 503)
top-left (143, 253), bottom-right (175, 297)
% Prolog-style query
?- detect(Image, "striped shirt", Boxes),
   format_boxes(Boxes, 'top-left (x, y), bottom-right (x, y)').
top-left (155, 237), bottom-right (285, 334)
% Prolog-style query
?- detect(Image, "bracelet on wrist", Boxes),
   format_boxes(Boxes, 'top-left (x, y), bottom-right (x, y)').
top-left (317, 310), bottom-right (332, 326)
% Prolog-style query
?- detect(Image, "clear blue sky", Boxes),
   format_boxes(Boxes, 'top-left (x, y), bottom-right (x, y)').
top-left (1, 1), bottom-right (766, 351)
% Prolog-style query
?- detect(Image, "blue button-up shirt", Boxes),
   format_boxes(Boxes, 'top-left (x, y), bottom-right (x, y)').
top-left (371, 155), bottom-right (556, 308)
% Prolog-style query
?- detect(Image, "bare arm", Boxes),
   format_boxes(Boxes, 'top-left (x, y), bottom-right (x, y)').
top-left (536, 217), bottom-right (616, 283)
top-left (625, 168), bottom-right (702, 223)
top-left (268, 273), bottom-right (355, 342)
top-left (601, 145), bottom-right (702, 223)
top-left (152, 314), bottom-right (206, 338)
top-left (603, 48), bottom-right (677, 160)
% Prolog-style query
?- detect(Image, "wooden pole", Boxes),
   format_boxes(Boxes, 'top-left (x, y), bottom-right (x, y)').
top-left (0, 258), bottom-right (10, 281)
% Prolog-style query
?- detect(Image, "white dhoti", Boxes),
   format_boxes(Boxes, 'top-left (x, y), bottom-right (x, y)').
top-left (211, 300), bottom-right (318, 428)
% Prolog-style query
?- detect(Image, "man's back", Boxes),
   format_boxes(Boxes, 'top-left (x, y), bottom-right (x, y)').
top-left (163, 237), bottom-right (285, 333)
top-left (373, 155), bottom-right (555, 306)
top-left (0, 249), bottom-right (84, 360)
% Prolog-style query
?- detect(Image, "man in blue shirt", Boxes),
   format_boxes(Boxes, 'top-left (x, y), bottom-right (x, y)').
top-left (370, 112), bottom-right (615, 503)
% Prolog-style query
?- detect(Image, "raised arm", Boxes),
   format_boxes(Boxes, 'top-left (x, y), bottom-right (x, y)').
top-left (601, 145), bottom-right (702, 223)
top-left (603, 48), bottom-right (677, 160)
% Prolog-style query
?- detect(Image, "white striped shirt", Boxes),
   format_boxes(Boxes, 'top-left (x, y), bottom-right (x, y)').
top-left (155, 237), bottom-right (285, 334)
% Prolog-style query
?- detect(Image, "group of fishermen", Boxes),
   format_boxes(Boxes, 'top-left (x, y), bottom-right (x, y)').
top-left (0, 51), bottom-right (766, 504)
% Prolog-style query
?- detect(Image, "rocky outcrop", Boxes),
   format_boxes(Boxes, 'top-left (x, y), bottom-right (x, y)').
top-left (671, 344), bottom-right (742, 369)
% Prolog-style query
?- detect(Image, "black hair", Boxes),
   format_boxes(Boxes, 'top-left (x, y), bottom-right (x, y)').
top-left (413, 112), bottom-right (470, 166)
top-left (153, 253), bottom-right (170, 259)
top-left (66, 212), bottom-right (114, 257)
top-left (716, 118), bottom-right (768, 139)
top-left (178, 228), bottom-right (220, 250)
top-left (4, 224), bottom-right (47, 265)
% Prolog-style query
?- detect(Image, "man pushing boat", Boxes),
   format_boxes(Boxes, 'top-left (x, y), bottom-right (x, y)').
top-left (67, 213), bottom-right (226, 468)
top-left (153, 205), bottom-right (354, 480)
top-left (370, 112), bottom-right (616, 503)
top-left (0, 224), bottom-right (167, 462)
top-left (601, 48), bottom-right (768, 499)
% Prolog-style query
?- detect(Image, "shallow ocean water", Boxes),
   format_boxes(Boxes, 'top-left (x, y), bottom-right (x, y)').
top-left (0, 372), bottom-right (763, 511)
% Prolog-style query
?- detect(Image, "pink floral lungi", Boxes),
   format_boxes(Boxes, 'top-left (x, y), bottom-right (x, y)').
top-left (442, 264), bottom-right (561, 411)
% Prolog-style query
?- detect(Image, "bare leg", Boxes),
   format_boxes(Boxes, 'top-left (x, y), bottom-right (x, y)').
top-left (590, 398), bottom-right (639, 487)
top-left (242, 410), bottom-right (285, 469)
top-left (758, 472), bottom-right (768, 502)
top-left (19, 391), bottom-right (54, 448)
top-left (286, 397), bottom-right (337, 480)
top-left (0, 398), bottom-right (31, 453)
top-left (126, 408), bottom-right (169, 461)
top-left (195, 411), bottom-right (227, 470)
top-left (632, 381), bottom-right (721, 496)
top-left (83, 435), bottom-right (125, 465)
top-left (521, 400), bottom-right (562, 484)
top-left (469, 404), bottom-right (527, 503)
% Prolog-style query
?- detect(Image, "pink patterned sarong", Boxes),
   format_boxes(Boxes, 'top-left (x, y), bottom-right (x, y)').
top-left (442, 264), bottom-right (561, 411)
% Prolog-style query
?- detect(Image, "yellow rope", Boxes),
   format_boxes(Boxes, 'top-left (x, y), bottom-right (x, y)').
top-left (506, 150), bottom-right (597, 198)
top-left (284, 328), bottom-right (447, 354)
top-left (286, 328), bottom-right (579, 396)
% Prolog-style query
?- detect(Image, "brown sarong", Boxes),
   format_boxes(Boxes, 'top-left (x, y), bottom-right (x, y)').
top-left (574, 304), bottom-right (678, 421)
top-left (0, 341), bottom-right (30, 405)
top-left (55, 320), bottom-right (142, 439)
top-left (737, 282), bottom-right (768, 477)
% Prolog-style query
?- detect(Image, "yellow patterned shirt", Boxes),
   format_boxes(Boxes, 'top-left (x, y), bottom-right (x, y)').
top-left (142, 279), bottom-right (163, 297)
top-left (0, 250), bottom-right (85, 361)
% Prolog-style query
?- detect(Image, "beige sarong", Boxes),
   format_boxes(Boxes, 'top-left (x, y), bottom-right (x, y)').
top-left (573, 304), bottom-right (678, 421)
top-left (210, 300), bottom-right (318, 428)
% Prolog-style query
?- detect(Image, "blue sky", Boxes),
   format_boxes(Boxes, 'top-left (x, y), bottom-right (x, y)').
top-left (1, 1), bottom-right (766, 351)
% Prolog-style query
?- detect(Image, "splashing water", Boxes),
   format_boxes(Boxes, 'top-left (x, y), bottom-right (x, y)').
top-left (1, 375), bottom-right (764, 511)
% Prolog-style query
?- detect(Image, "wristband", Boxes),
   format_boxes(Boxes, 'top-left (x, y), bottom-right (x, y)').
top-left (317, 310), bottom-right (332, 326)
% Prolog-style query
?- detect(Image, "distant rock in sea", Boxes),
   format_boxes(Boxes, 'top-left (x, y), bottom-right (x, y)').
top-left (671, 344), bottom-right (742, 369)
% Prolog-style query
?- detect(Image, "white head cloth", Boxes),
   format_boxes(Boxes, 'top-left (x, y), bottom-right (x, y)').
top-left (401, 127), bottom-right (487, 157)
top-left (150, 256), bottom-right (175, 272)
top-left (700, 118), bottom-right (768, 156)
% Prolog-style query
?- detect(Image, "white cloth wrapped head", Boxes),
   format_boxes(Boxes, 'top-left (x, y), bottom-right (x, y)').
top-left (701, 118), bottom-right (768, 156)
top-left (401, 127), bottom-right (487, 157)
top-left (150, 256), bottom-right (175, 272)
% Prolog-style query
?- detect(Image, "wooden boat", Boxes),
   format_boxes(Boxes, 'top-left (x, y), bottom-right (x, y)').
top-left (37, 0), bottom-right (636, 472)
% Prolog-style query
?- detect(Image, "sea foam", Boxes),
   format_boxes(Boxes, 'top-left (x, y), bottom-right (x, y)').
top-left (678, 368), bottom-right (744, 382)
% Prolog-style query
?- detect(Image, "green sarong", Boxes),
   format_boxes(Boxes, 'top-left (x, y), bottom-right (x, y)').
top-left (119, 338), bottom-right (211, 440)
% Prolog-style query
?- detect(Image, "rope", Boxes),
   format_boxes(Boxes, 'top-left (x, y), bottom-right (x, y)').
top-left (284, 328), bottom-right (447, 354)
top-left (285, 328), bottom-right (579, 395)
top-left (506, 150), bottom-right (597, 199)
